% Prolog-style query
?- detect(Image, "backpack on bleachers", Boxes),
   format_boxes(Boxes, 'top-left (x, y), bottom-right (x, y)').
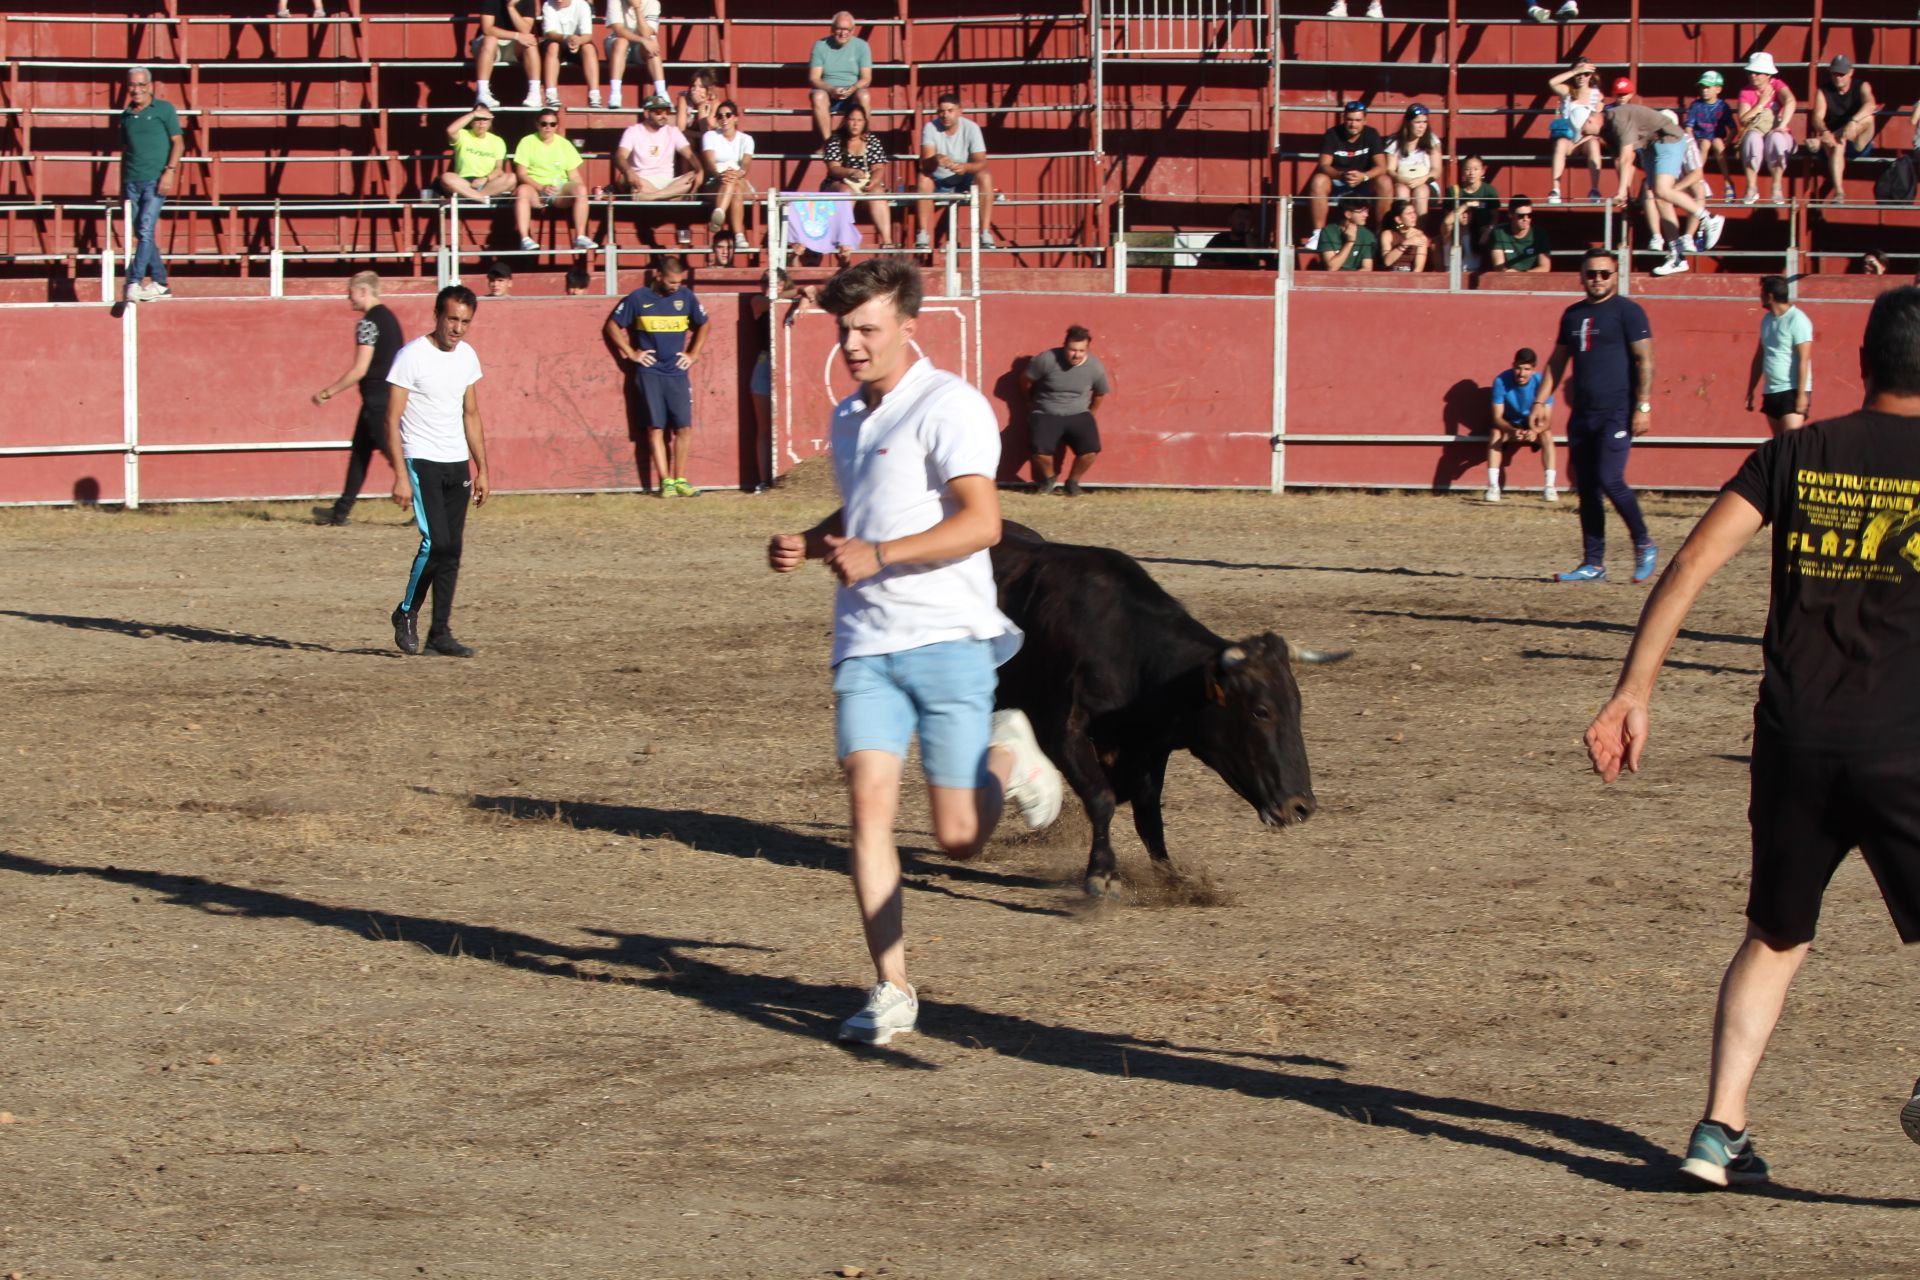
top-left (1875, 154), bottom-right (1918, 205)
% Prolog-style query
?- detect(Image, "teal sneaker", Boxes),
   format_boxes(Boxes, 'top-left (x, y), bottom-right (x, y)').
top-left (1555, 563), bottom-right (1607, 583)
top-left (1679, 1119), bottom-right (1770, 1188)
top-left (1633, 542), bottom-right (1660, 583)
top-left (1902, 1078), bottom-right (1920, 1145)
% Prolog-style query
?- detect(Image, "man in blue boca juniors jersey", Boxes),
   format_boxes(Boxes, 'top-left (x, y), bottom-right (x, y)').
top-left (605, 255), bottom-right (710, 497)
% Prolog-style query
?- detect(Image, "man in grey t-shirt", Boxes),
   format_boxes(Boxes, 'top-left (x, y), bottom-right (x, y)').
top-left (1022, 325), bottom-right (1112, 496)
top-left (916, 92), bottom-right (997, 252)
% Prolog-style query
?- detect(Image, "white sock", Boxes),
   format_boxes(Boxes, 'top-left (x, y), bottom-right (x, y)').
top-left (1544, 469), bottom-right (1556, 487)
top-left (1487, 467), bottom-right (1501, 489)
top-left (653, 78), bottom-right (668, 98)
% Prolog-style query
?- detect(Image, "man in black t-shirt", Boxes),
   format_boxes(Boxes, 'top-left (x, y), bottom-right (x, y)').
top-left (1530, 246), bottom-right (1657, 582)
top-left (1304, 101), bottom-right (1390, 246)
top-left (472, 0), bottom-right (541, 110)
top-left (1586, 285), bottom-right (1920, 1191)
top-left (311, 271), bottom-right (405, 526)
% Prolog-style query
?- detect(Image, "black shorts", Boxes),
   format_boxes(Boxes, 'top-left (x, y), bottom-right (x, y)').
top-left (1030, 411), bottom-right (1100, 455)
top-left (1760, 389), bottom-right (1805, 419)
top-left (1747, 723), bottom-right (1920, 945)
top-left (638, 371), bottom-right (693, 429)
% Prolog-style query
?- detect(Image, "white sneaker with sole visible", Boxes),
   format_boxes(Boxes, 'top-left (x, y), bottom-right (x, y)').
top-left (980, 233), bottom-right (997, 250)
top-left (1325, 0), bottom-right (1347, 14)
top-left (1484, 486), bottom-right (1501, 503)
top-left (520, 236), bottom-right (540, 252)
top-left (545, 89), bottom-right (561, 109)
top-left (734, 233), bottom-right (750, 252)
top-left (1555, 0), bottom-right (1578, 16)
top-left (573, 235), bottom-right (597, 250)
top-left (476, 83), bottom-right (500, 108)
top-left (587, 90), bottom-right (602, 108)
top-left (1647, 234), bottom-right (1664, 253)
top-left (1701, 212), bottom-right (1726, 251)
top-left (991, 708), bottom-right (1063, 831)
top-left (1547, 187), bottom-right (1562, 205)
top-left (522, 89), bottom-right (543, 109)
top-left (607, 90), bottom-right (622, 109)
top-left (1526, 4), bottom-right (1550, 18)
top-left (914, 231), bottom-right (930, 250)
top-left (1651, 253), bottom-right (1689, 277)
top-left (838, 981), bottom-right (917, 1045)
top-left (1365, 0), bottom-right (1383, 14)
top-left (1543, 485), bottom-right (1560, 503)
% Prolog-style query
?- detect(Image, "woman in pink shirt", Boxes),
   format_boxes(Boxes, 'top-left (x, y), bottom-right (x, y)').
top-left (1736, 52), bottom-right (1797, 205)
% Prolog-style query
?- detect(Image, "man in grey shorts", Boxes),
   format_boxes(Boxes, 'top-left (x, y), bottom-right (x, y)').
top-left (1022, 325), bottom-right (1112, 496)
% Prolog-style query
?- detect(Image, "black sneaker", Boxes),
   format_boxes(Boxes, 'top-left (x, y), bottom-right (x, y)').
top-left (1063, 479), bottom-right (1085, 497)
top-left (425, 631), bottom-right (475, 658)
top-left (1034, 477), bottom-right (1060, 495)
top-left (312, 505), bottom-right (348, 526)
top-left (391, 606), bottom-right (420, 655)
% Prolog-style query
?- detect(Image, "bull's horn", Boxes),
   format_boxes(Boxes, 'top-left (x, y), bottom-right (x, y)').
top-left (1220, 645), bottom-right (1247, 667)
top-left (1287, 642), bottom-right (1353, 665)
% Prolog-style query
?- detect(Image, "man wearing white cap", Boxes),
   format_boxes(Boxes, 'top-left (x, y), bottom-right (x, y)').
top-left (1736, 52), bottom-right (1798, 206)
top-left (1808, 54), bottom-right (1878, 204)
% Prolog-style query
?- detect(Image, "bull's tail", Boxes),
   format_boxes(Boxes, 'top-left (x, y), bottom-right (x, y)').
top-left (1287, 642), bottom-right (1353, 666)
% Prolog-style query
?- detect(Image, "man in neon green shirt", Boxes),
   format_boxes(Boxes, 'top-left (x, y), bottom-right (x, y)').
top-left (437, 107), bottom-right (514, 203)
top-left (512, 110), bottom-right (596, 252)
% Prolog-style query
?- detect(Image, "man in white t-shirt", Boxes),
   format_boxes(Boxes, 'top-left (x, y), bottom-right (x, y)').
top-left (915, 92), bottom-right (996, 252)
top-left (385, 284), bottom-right (492, 658)
top-left (767, 258), bottom-right (1063, 1047)
top-left (539, 0), bottom-right (601, 109)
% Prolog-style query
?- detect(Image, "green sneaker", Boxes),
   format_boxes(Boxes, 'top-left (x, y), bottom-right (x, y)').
top-left (1679, 1120), bottom-right (1770, 1188)
top-left (657, 481), bottom-right (678, 499)
top-left (672, 477), bottom-right (699, 497)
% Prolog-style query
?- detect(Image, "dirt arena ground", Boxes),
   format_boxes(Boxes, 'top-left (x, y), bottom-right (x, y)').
top-left (3, 482), bottom-right (1916, 1279)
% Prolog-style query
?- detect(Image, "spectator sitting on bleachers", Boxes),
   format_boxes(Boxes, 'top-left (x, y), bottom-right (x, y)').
top-left (617, 96), bottom-right (701, 244)
top-left (604, 0), bottom-right (665, 110)
top-left (540, 0), bottom-right (602, 109)
top-left (1379, 199), bottom-right (1430, 272)
top-left (1316, 197), bottom-right (1376, 271)
top-left (702, 101), bottom-right (756, 252)
top-left (513, 110), bottom-right (598, 252)
top-left (1304, 102), bottom-right (1389, 248)
top-left (915, 92), bottom-right (997, 251)
top-left (1386, 103), bottom-right (1442, 219)
top-left (824, 103), bottom-right (895, 250)
top-left (1546, 62), bottom-right (1605, 205)
top-left (1441, 156), bottom-right (1499, 271)
top-left (1686, 71), bottom-right (1736, 200)
top-left (1205, 203), bottom-right (1270, 269)
top-left (1736, 52), bottom-right (1797, 206)
top-left (679, 70), bottom-right (723, 147)
top-left (1607, 101), bottom-right (1721, 277)
top-left (438, 107), bottom-right (515, 204)
top-left (119, 65), bottom-right (183, 304)
top-left (474, 0), bottom-right (542, 110)
top-left (809, 13), bottom-right (874, 144)
top-left (487, 261), bottom-right (513, 296)
top-left (566, 264), bottom-right (592, 294)
top-left (1808, 55), bottom-right (1878, 204)
top-left (1488, 196), bottom-right (1551, 273)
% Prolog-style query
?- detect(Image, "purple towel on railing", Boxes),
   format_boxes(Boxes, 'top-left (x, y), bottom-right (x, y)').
top-left (785, 195), bottom-right (860, 253)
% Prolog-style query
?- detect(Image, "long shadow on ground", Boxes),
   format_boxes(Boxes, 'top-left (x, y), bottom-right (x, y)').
top-left (1520, 648), bottom-right (1762, 677)
top-left (463, 792), bottom-right (1074, 918)
top-left (1355, 607), bottom-right (1760, 648)
top-left (6, 848), bottom-right (1913, 1206)
top-left (0, 609), bottom-right (398, 658)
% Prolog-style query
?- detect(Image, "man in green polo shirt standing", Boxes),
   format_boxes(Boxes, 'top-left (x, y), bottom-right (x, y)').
top-left (120, 65), bottom-right (183, 303)
top-left (808, 12), bottom-right (873, 143)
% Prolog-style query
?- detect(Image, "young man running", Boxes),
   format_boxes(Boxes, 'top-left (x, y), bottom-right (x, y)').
top-left (310, 270), bottom-right (405, 526)
top-left (386, 285), bottom-right (491, 657)
top-left (766, 258), bottom-right (1063, 1046)
top-left (1587, 285), bottom-right (1920, 1188)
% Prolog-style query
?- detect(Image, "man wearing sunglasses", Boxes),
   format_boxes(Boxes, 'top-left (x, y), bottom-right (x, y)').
top-left (512, 112), bottom-right (597, 253)
top-left (1529, 246), bottom-right (1658, 583)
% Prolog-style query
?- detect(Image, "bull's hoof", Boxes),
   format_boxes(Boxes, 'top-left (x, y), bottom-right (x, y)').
top-left (1083, 873), bottom-right (1124, 901)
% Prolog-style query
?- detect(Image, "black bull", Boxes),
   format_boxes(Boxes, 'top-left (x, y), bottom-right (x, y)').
top-left (991, 525), bottom-right (1347, 897)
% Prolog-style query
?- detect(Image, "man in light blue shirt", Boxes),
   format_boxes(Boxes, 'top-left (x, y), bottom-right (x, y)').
top-left (1747, 275), bottom-right (1814, 436)
top-left (1486, 346), bottom-right (1558, 503)
top-left (915, 92), bottom-right (997, 252)
top-left (808, 12), bottom-right (872, 142)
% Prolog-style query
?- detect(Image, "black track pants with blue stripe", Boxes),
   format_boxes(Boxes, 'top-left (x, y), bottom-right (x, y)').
top-left (398, 458), bottom-right (470, 636)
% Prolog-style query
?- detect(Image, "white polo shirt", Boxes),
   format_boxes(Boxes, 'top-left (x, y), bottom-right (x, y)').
top-left (386, 335), bottom-right (482, 463)
top-left (828, 357), bottom-right (1020, 667)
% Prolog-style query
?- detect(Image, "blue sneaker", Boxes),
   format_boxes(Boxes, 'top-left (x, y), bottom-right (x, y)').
top-left (1679, 1119), bottom-right (1770, 1188)
top-left (1555, 563), bottom-right (1607, 582)
top-left (1633, 543), bottom-right (1659, 583)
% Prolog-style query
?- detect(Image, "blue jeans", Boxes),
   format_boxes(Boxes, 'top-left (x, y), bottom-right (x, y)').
top-left (832, 638), bottom-right (996, 788)
top-left (125, 180), bottom-right (169, 289)
top-left (1569, 412), bottom-right (1651, 567)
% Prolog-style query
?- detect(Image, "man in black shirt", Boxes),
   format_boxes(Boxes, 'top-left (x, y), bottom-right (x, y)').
top-left (1586, 285), bottom-right (1920, 1190)
top-left (1530, 246), bottom-right (1657, 582)
top-left (1304, 102), bottom-right (1390, 247)
top-left (311, 270), bottom-right (405, 526)
top-left (1808, 54), bottom-right (1879, 204)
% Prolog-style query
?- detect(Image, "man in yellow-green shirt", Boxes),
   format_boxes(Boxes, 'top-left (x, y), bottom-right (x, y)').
top-left (512, 110), bottom-right (596, 252)
top-left (438, 107), bottom-right (514, 203)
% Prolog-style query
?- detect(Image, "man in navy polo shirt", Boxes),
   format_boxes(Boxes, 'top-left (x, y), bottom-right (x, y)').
top-left (1530, 246), bottom-right (1659, 583)
top-left (605, 255), bottom-right (709, 498)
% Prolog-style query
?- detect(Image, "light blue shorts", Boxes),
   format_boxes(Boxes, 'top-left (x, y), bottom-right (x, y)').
top-left (832, 638), bottom-right (996, 788)
top-left (1650, 139), bottom-right (1687, 178)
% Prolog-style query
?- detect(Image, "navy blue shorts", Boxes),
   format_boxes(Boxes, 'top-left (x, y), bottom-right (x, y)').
top-left (929, 172), bottom-right (977, 194)
top-left (639, 372), bottom-right (694, 430)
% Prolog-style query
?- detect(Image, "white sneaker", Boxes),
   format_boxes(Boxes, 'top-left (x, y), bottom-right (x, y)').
top-left (145, 285), bottom-right (173, 300)
top-left (914, 231), bottom-right (930, 250)
top-left (1701, 212), bottom-right (1726, 251)
top-left (519, 236), bottom-right (539, 251)
top-left (1365, 0), bottom-right (1383, 14)
top-left (607, 90), bottom-right (622, 109)
top-left (991, 708), bottom-right (1063, 831)
top-left (733, 233), bottom-right (750, 252)
top-left (1743, 188), bottom-right (1760, 206)
top-left (587, 90), bottom-right (602, 108)
top-left (1526, 4), bottom-right (1551, 18)
top-left (573, 235), bottom-right (597, 250)
top-left (1555, 0), bottom-right (1578, 16)
top-left (1647, 234), bottom-right (1664, 253)
top-left (1484, 486), bottom-right (1501, 503)
top-left (838, 980), bottom-right (917, 1045)
top-left (1543, 485), bottom-right (1560, 503)
top-left (545, 89), bottom-right (561, 109)
top-left (1651, 253), bottom-right (1690, 277)
top-left (1547, 187), bottom-right (1562, 205)
top-left (522, 89), bottom-right (543, 108)
top-left (476, 83), bottom-right (500, 108)
top-left (1325, 0), bottom-right (1347, 14)
top-left (980, 233), bottom-right (997, 250)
